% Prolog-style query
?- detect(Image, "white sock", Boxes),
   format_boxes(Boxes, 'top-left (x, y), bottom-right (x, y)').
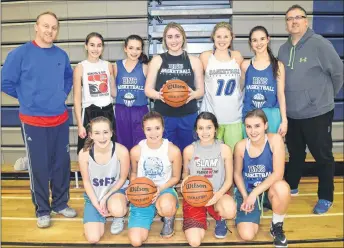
top-left (272, 213), bottom-right (285, 224)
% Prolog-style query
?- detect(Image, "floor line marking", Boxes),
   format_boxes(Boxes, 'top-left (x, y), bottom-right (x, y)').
top-left (2, 213), bottom-right (343, 222)
top-left (2, 192), bottom-right (343, 200)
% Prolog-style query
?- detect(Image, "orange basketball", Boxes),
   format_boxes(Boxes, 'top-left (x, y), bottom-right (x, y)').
top-left (182, 176), bottom-right (213, 207)
top-left (161, 79), bottom-right (189, 108)
top-left (127, 177), bottom-right (157, 207)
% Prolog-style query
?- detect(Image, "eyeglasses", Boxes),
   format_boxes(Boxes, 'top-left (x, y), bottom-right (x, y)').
top-left (286, 15), bottom-right (307, 22)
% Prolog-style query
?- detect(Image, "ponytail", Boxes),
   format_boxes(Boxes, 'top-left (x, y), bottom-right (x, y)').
top-left (140, 53), bottom-right (149, 64)
top-left (267, 46), bottom-right (279, 80)
top-left (82, 123), bottom-right (94, 152)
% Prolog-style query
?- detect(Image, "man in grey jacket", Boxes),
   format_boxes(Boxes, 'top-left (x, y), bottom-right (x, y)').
top-left (278, 5), bottom-right (343, 214)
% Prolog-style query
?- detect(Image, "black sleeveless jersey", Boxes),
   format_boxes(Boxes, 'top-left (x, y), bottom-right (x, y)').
top-left (154, 51), bottom-right (198, 117)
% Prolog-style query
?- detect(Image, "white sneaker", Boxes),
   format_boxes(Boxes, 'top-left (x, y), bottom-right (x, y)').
top-left (14, 157), bottom-right (29, 171)
top-left (110, 217), bottom-right (124, 235)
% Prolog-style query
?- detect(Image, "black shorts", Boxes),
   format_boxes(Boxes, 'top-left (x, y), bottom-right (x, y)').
top-left (77, 103), bottom-right (116, 153)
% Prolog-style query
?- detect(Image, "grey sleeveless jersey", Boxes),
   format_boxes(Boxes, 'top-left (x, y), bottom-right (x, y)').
top-left (88, 143), bottom-right (120, 201)
top-left (188, 140), bottom-right (225, 192)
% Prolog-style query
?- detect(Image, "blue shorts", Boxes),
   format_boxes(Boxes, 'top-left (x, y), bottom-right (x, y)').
top-left (128, 188), bottom-right (179, 230)
top-left (83, 188), bottom-right (126, 224)
top-left (243, 107), bottom-right (281, 137)
top-left (234, 189), bottom-right (269, 225)
top-left (163, 112), bottom-right (197, 152)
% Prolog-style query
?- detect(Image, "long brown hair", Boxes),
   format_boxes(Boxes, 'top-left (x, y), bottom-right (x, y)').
top-left (83, 116), bottom-right (113, 151)
top-left (244, 109), bottom-right (268, 124)
top-left (142, 111), bottom-right (164, 129)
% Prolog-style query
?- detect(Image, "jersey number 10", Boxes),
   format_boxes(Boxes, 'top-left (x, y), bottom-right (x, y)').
top-left (215, 79), bottom-right (236, 96)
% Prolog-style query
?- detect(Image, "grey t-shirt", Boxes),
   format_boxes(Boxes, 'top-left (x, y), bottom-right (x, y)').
top-left (188, 140), bottom-right (225, 192)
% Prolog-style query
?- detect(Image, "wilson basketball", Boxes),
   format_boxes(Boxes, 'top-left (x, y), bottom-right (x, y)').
top-left (182, 176), bottom-right (213, 207)
top-left (127, 177), bottom-right (157, 207)
top-left (162, 79), bottom-right (189, 108)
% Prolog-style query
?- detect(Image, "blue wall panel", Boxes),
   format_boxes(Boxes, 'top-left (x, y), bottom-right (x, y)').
top-left (313, 16), bottom-right (344, 36)
top-left (334, 102), bottom-right (344, 122)
top-left (336, 87), bottom-right (344, 101)
top-left (313, 1), bottom-right (344, 14)
top-left (1, 107), bottom-right (74, 127)
top-left (328, 38), bottom-right (344, 57)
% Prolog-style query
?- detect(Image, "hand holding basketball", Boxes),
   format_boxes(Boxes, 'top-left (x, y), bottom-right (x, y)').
top-left (127, 177), bottom-right (157, 207)
top-left (186, 87), bottom-right (197, 104)
top-left (161, 79), bottom-right (189, 108)
top-left (204, 191), bottom-right (223, 207)
top-left (151, 186), bottom-right (160, 203)
top-left (182, 176), bottom-right (213, 207)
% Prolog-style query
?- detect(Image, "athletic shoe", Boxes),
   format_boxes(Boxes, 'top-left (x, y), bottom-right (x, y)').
top-left (37, 215), bottom-right (51, 228)
top-left (110, 217), bottom-right (125, 234)
top-left (14, 157), bottom-right (28, 171)
top-left (313, 199), bottom-right (333, 214)
top-left (270, 222), bottom-right (288, 247)
top-left (160, 216), bottom-right (175, 238)
top-left (52, 207), bottom-right (77, 218)
top-left (290, 188), bottom-right (299, 196)
top-left (215, 219), bottom-right (228, 239)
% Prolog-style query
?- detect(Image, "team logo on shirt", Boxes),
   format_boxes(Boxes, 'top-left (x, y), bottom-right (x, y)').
top-left (123, 92), bottom-right (136, 107)
top-left (252, 93), bottom-right (266, 108)
top-left (143, 157), bottom-right (165, 179)
top-left (194, 156), bottom-right (219, 179)
top-left (87, 71), bottom-right (109, 97)
top-left (160, 63), bottom-right (191, 75)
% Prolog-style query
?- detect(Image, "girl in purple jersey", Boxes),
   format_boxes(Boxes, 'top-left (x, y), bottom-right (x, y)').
top-left (114, 35), bottom-right (149, 151)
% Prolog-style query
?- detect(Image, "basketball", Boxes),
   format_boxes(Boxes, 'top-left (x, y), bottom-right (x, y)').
top-left (161, 79), bottom-right (189, 108)
top-left (182, 176), bottom-right (213, 207)
top-left (99, 83), bottom-right (108, 93)
top-left (127, 177), bottom-right (157, 207)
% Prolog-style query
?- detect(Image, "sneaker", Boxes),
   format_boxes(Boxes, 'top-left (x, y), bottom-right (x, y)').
top-left (160, 216), bottom-right (175, 238)
top-left (14, 157), bottom-right (28, 171)
top-left (270, 222), bottom-right (288, 247)
top-left (215, 219), bottom-right (228, 239)
top-left (52, 207), bottom-right (77, 218)
top-left (290, 188), bottom-right (299, 196)
top-left (37, 215), bottom-right (51, 228)
top-left (110, 217), bottom-right (124, 235)
top-left (313, 199), bottom-right (333, 214)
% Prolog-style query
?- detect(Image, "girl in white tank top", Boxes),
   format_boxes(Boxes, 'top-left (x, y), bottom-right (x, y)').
top-left (73, 32), bottom-right (116, 153)
top-left (199, 22), bottom-right (245, 150)
top-left (78, 116), bottom-right (130, 243)
top-left (128, 111), bottom-right (182, 246)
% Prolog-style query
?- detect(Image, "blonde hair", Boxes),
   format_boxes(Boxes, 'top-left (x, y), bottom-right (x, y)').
top-left (211, 22), bottom-right (234, 50)
top-left (162, 22), bottom-right (187, 51)
top-left (36, 11), bottom-right (59, 27)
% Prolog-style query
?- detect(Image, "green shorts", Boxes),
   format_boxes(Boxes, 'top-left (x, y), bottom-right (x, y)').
top-left (217, 122), bottom-right (243, 150)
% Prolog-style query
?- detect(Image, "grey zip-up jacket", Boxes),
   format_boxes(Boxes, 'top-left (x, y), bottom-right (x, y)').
top-left (278, 28), bottom-right (343, 119)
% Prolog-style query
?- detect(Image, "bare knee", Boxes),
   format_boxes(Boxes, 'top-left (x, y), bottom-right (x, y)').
top-left (216, 196), bottom-right (237, 219)
top-left (238, 230), bottom-right (256, 241)
top-left (108, 204), bottom-right (127, 217)
top-left (129, 234), bottom-right (143, 247)
top-left (157, 197), bottom-right (176, 216)
top-left (85, 233), bottom-right (101, 244)
top-left (188, 238), bottom-right (202, 248)
top-left (270, 180), bottom-right (291, 201)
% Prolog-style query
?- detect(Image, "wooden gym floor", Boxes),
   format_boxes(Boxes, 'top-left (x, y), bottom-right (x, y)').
top-left (1, 176), bottom-right (343, 247)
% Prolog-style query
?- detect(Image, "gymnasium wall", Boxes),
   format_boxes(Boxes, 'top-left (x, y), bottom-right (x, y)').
top-left (1, 0), bottom-right (343, 164)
